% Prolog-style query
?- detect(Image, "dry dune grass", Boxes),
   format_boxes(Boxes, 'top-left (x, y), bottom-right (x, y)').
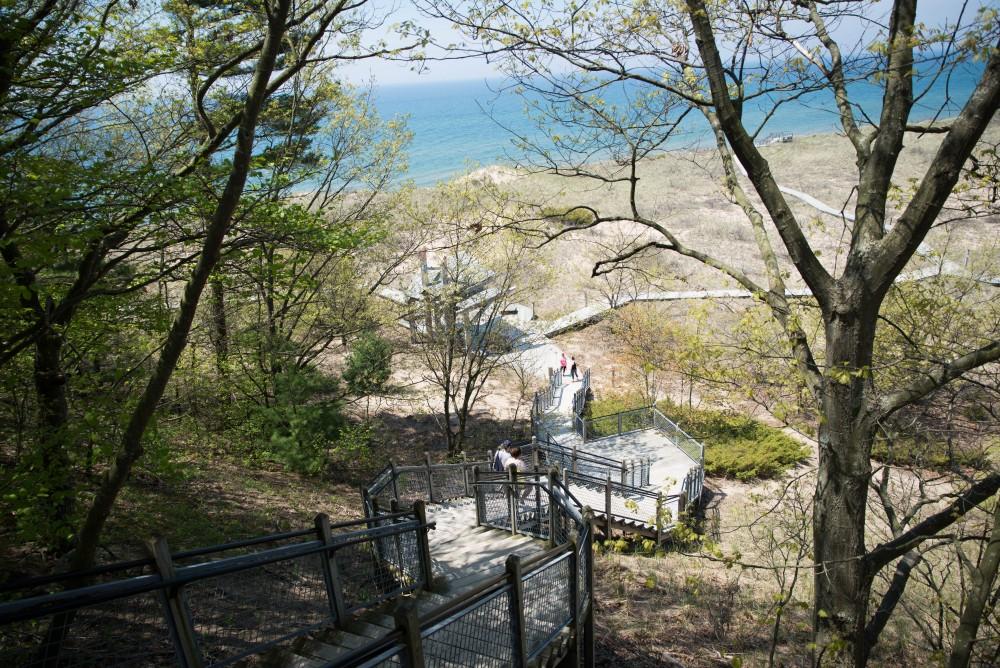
top-left (503, 122), bottom-right (1000, 322)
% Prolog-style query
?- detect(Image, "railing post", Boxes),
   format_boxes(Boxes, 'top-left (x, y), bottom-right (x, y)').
top-left (314, 514), bottom-right (349, 625)
top-left (360, 485), bottom-right (373, 519)
top-left (390, 498), bottom-right (405, 573)
top-left (474, 466), bottom-right (483, 527)
top-left (604, 474), bottom-right (613, 540)
top-left (532, 436), bottom-right (539, 468)
top-left (655, 494), bottom-right (664, 545)
top-left (506, 555), bottom-right (528, 668)
top-left (148, 537), bottom-right (202, 668)
top-left (413, 500), bottom-right (434, 591)
top-left (424, 451), bottom-right (435, 503)
top-left (548, 469), bottom-right (558, 547)
top-left (619, 460), bottom-right (626, 486)
top-left (371, 498), bottom-right (387, 560)
top-left (508, 464), bottom-right (519, 536)
top-left (567, 531), bottom-right (580, 664)
top-left (390, 460), bottom-right (400, 503)
top-left (462, 452), bottom-right (470, 497)
top-left (394, 600), bottom-right (425, 668)
top-left (581, 509), bottom-right (595, 668)
top-left (572, 443), bottom-right (578, 474)
top-left (535, 471), bottom-right (542, 536)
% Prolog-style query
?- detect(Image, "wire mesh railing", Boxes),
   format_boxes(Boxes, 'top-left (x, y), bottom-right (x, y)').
top-left (329, 464), bottom-right (596, 667)
top-left (572, 368), bottom-right (590, 416)
top-left (531, 367), bottom-right (564, 434)
top-left (652, 406), bottom-right (704, 465)
top-left (520, 436), bottom-right (651, 488)
top-left (0, 512), bottom-right (434, 668)
top-left (362, 452), bottom-right (486, 521)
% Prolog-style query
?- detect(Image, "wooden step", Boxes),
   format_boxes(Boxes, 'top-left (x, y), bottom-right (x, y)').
top-left (294, 639), bottom-right (351, 662)
top-left (315, 628), bottom-right (370, 651)
top-left (347, 619), bottom-right (389, 640)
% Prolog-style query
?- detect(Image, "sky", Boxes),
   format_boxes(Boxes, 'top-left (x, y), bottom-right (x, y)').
top-left (340, 0), bottom-right (991, 87)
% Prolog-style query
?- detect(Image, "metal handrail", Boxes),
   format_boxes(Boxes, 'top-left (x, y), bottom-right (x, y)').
top-left (0, 511), bottom-right (415, 598)
top-left (522, 436), bottom-right (651, 488)
top-left (0, 511), bottom-right (433, 663)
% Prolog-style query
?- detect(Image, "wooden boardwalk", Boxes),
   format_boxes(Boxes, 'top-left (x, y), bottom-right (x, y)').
top-left (537, 376), bottom-right (701, 527)
top-left (425, 499), bottom-right (544, 593)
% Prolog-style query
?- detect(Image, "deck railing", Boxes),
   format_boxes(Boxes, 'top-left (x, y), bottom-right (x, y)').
top-left (520, 435), bottom-right (651, 488)
top-left (353, 463), bottom-right (595, 667)
top-left (576, 406), bottom-right (654, 441)
top-left (363, 453), bottom-right (485, 519)
top-left (651, 407), bottom-right (704, 465)
top-left (531, 367), bottom-right (564, 434)
top-left (325, 538), bottom-right (590, 668)
top-left (560, 469), bottom-right (687, 542)
top-left (0, 512), bottom-right (434, 668)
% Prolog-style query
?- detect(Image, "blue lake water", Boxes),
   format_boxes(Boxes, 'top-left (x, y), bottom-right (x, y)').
top-left (373, 62), bottom-right (986, 187)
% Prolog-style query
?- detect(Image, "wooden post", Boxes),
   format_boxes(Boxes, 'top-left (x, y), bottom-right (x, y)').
top-left (474, 466), bottom-right (482, 527)
top-left (604, 475), bottom-right (613, 540)
top-left (424, 451), bottom-right (435, 503)
top-left (534, 469), bottom-right (542, 537)
top-left (506, 555), bottom-right (528, 667)
top-left (148, 537), bottom-right (202, 668)
top-left (582, 510), bottom-right (596, 668)
top-left (461, 452), bottom-right (470, 497)
top-left (508, 464), bottom-right (519, 536)
top-left (413, 500), bottom-right (434, 591)
top-left (314, 514), bottom-right (349, 625)
top-left (390, 499), bottom-right (405, 571)
top-left (619, 460), bottom-right (626, 486)
top-left (390, 460), bottom-right (400, 502)
top-left (566, 531), bottom-right (580, 664)
top-left (548, 469), bottom-right (558, 547)
top-left (360, 485), bottom-right (372, 519)
top-left (655, 494), bottom-right (664, 545)
top-left (572, 444), bottom-right (578, 474)
top-left (394, 600), bottom-right (425, 668)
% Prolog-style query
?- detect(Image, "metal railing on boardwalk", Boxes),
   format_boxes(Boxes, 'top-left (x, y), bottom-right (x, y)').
top-left (0, 511), bottom-right (434, 668)
top-left (520, 435), bottom-right (651, 488)
top-left (356, 459), bottom-right (595, 667)
top-left (531, 367), bottom-right (564, 435)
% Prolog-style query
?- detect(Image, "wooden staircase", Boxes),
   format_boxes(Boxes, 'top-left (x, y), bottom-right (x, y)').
top-left (267, 499), bottom-right (571, 667)
top-left (272, 584), bottom-right (574, 667)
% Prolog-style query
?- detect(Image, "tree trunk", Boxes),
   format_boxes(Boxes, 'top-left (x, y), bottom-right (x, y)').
top-left (813, 296), bottom-right (879, 666)
top-left (32, 327), bottom-right (74, 550)
top-left (949, 499), bottom-right (1000, 668)
top-left (209, 277), bottom-right (229, 376)
top-left (69, 0), bottom-right (292, 573)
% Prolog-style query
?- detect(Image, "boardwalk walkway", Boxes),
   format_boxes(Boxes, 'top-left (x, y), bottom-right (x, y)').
top-left (425, 498), bottom-right (543, 593)
top-left (535, 374), bottom-right (702, 528)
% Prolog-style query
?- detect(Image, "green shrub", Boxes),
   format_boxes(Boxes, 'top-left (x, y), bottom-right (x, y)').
top-left (658, 401), bottom-right (809, 480)
top-left (343, 334), bottom-right (392, 397)
top-left (587, 394), bottom-right (809, 480)
top-left (260, 367), bottom-right (345, 475)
